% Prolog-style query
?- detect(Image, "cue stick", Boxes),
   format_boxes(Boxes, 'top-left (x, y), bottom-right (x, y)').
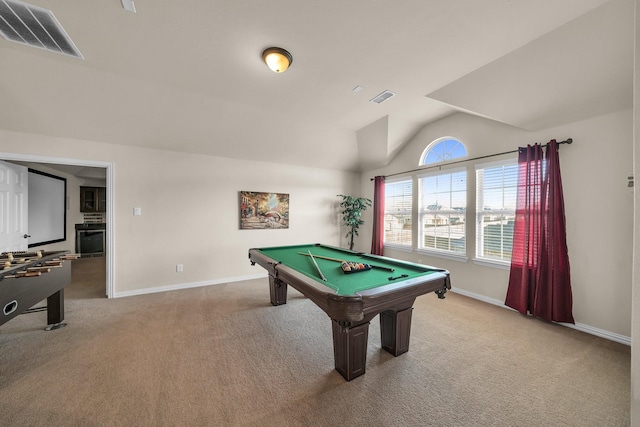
top-left (297, 252), bottom-right (345, 263)
top-left (307, 251), bottom-right (327, 281)
top-left (296, 252), bottom-right (395, 272)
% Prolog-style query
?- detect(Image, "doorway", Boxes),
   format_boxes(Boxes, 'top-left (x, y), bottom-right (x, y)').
top-left (0, 152), bottom-right (114, 298)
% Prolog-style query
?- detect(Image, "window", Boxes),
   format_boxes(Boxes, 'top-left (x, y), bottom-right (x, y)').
top-left (419, 169), bottom-right (467, 254)
top-left (420, 137), bottom-right (467, 165)
top-left (417, 137), bottom-right (467, 256)
top-left (384, 179), bottom-right (412, 247)
top-left (475, 160), bottom-right (518, 262)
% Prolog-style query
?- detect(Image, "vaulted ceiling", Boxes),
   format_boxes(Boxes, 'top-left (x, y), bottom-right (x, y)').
top-left (0, 0), bottom-right (632, 172)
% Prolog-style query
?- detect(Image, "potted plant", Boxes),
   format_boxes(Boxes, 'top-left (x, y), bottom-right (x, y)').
top-left (337, 194), bottom-right (372, 250)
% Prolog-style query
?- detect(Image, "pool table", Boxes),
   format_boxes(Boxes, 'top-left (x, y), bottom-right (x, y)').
top-left (248, 243), bottom-right (450, 381)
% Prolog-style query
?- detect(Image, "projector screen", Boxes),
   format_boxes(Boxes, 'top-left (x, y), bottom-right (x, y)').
top-left (28, 169), bottom-right (67, 247)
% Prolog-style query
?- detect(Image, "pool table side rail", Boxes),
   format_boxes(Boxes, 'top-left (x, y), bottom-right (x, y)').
top-left (356, 271), bottom-right (450, 298)
top-left (300, 243), bottom-right (443, 272)
top-left (249, 249), bottom-right (340, 298)
top-left (354, 250), bottom-right (449, 275)
top-left (253, 243), bottom-right (448, 275)
top-left (249, 247), bottom-right (451, 323)
top-left (249, 245), bottom-right (451, 292)
top-left (247, 249), bottom-right (281, 278)
top-left (357, 272), bottom-right (449, 317)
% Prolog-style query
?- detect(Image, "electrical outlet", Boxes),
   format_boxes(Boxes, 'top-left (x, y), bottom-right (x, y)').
top-left (176, 264), bottom-right (183, 272)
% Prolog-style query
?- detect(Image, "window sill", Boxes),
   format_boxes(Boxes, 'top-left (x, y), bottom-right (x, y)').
top-left (472, 258), bottom-right (511, 270)
top-left (416, 249), bottom-right (468, 263)
top-left (383, 244), bottom-right (413, 253)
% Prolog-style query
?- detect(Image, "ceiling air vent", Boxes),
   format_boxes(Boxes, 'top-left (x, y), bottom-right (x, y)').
top-left (370, 90), bottom-right (396, 104)
top-left (0, 0), bottom-right (82, 58)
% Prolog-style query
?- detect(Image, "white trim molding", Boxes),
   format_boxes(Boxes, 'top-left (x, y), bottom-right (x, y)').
top-left (450, 286), bottom-right (631, 346)
top-left (112, 273), bottom-right (267, 299)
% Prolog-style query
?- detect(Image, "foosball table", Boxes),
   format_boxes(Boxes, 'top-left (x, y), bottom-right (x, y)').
top-left (0, 250), bottom-right (78, 330)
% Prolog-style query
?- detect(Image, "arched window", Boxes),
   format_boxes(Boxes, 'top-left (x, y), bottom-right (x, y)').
top-left (418, 137), bottom-right (467, 256)
top-left (420, 137), bottom-right (467, 165)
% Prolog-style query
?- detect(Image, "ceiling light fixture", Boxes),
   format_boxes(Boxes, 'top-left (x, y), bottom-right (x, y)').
top-left (262, 47), bottom-right (292, 73)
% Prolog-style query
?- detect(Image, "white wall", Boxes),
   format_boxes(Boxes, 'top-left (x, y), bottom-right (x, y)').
top-left (359, 110), bottom-right (633, 339)
top-left (0, 129), bottom-right (360, 296)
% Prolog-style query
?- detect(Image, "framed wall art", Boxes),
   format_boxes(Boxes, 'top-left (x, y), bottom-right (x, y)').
top-left (239, 191), bottom-right (289, 230)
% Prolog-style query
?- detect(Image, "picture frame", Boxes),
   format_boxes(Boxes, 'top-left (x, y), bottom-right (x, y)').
top-left (239, 191), bottom-right (289, 230)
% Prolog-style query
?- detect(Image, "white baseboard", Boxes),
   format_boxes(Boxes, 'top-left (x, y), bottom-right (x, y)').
top-left (112, 273), bottom-right (267, 299)
top-left (450, 287), bottom-right (631, 346)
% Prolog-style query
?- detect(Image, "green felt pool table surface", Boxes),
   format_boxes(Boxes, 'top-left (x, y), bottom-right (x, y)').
top-left (253, 243), bottom-right (445, 296)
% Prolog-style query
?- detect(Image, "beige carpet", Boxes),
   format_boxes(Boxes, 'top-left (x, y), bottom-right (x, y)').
top-left (0, 257), bottom-right (630, 426)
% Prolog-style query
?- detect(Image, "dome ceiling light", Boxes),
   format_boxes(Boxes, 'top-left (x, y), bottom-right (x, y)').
top-left (262, 47), bottom-right (293, 73)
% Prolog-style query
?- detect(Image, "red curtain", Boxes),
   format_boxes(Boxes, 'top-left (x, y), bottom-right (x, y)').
top-left (371, 176), bottom-right (385, 255)
top-left (505, 140), bottom-right (574, 323)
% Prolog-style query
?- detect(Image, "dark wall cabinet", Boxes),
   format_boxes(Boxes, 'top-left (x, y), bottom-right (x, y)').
top-left (80, 186), bottom-right (106, 212)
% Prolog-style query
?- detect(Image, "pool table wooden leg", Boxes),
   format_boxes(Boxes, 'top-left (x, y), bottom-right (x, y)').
top-left (268, 275), bottom-right (288, 306)
top-left (380, 307), bottom-right (413, 356)
top-left (331, 320), bottom-right (370, 381)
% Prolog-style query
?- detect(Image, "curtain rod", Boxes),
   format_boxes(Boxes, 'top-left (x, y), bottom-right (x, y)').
top-left (371, 138), bottom-right (573, 181)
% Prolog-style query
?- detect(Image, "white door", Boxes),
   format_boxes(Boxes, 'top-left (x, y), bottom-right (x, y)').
top-left (0, 160), bottom-right (28, 252)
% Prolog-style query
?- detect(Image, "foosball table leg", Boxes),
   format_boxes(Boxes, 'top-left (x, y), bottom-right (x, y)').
top-left (45, 289), bottom-right (66, 331)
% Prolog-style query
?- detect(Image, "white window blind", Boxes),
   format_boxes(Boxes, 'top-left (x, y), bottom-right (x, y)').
top-left (418, 168), bottom-right (466, 254)
top-left (475, 160), bottom-right (517, 262)
top-left (384, 179), bottom-right (412, 247)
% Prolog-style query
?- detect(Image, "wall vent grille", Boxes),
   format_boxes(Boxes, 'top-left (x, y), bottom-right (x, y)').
top-left (0, 0), bottom-right (82, 58)
top-left (370, 90), bottom-right (396, 104)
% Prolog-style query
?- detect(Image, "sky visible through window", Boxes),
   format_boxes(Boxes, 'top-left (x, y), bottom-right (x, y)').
top-left (423, 138), bottom-right (467, 165)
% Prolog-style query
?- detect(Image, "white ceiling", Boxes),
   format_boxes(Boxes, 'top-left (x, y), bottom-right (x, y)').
top-left (0, 0), bottom-right (632, 173)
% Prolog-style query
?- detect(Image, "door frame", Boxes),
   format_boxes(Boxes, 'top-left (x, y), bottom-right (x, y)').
top-left (0, 152), bottom-right (114, 298)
